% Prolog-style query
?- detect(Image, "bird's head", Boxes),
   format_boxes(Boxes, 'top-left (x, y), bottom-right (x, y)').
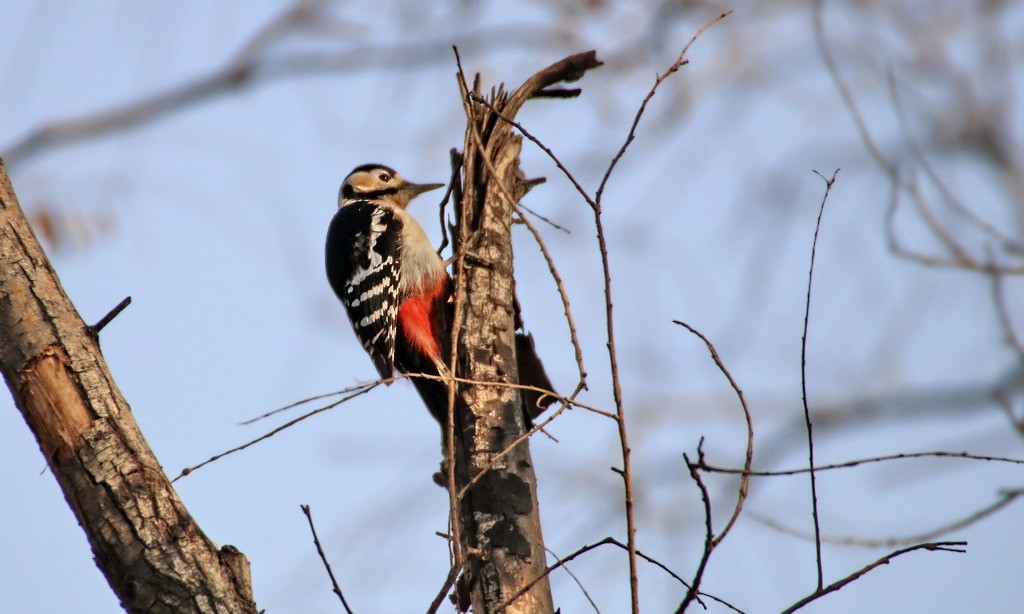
top-left (338, 164), bottom-right (444, 210)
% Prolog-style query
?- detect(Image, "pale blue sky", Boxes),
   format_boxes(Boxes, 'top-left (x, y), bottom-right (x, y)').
top-left (2, 2), bottom-right (1022, 612)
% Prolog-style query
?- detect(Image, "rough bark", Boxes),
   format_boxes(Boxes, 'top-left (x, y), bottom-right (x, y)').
top-left (450, 52), bottom-right (601, 614)
top-left (0, 159), bottom-right (257, 614)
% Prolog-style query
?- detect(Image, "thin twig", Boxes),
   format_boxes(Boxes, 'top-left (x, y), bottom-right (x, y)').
top-left (89, 296), bottom-right (132, 335)
top-left (242, 372), bottom-right (604, 442)
top-left (812, 0), bottom-right (1024, 274)
top-left (514, 208), bottom-right (588, 385)
top-left (813, 0), bottom-right (890, 173)
top-left (988, 251), bottom-right (1024, 359)
top-left (591, 202), bottom-right (639, 611)
top-left (677, 446), bottom-right (714, 613)
top-left (594, 11), bottom-right (732, 205)
top-left (881, 178), bottom-right (1024, 272)
top-left (517, 200), bottom-right (570, 234)
top-left (696, 450), bottom-right (1024, 476)
top-left (435, 149), bottom-right (463, 257)
top-left (300, 504), bottom-right (354, 614)
top-left (542, 546), bottom-right (601, 613)
top-left (592, 15), bottom-right (731, 611)
top-left (468, 92), bottom-right (596, 209)
top-left (673, 320), bottom-right (753, 547)
top-left (888, 71), bottom-right (1023, 254)
top-left (493, 538), bottom-right (616, 611)
top-left (459, 66), bottom-right (590, 390)
top-left (172, 379), bottom-right (386, 481)
top-left (446, 45), bottom-right (474, 569)
top-left (752, 488), bottom-right (1022, 548)
top-left (802, 168), bottom-right (840, 589)
top-left (459, 92), bottom-right (590, 386)
top-left (411, 373), bottom-right (605, 418)
top-left (455, 381), bottom-right (588, 503)
top-left (496, 536), bottom-right (744, 614)
top-left (780, 541), bottom-right (967, 613)
top-left (425, 562), bottom-right (463, 614)
top-left (239, 383), bottom-right (375, 425)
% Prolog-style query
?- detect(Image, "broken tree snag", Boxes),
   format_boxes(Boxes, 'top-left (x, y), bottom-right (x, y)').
top-left (450, 52), bottom-right (602, 614)
top-left (0, 159), bottom-right (257, 614)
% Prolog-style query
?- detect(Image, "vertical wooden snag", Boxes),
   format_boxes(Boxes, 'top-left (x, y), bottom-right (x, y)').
top-left (449, 52), bottom-right (601, 613)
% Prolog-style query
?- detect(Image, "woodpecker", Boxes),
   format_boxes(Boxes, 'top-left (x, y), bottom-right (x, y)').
top-left (325, 164), bottom-right (453, 425)
top-left (326, 163), bottom-right (557, 430)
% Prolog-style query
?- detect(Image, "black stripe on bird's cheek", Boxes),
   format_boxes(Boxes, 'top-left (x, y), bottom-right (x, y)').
top-left (355, 187), bottom-right (400, 201)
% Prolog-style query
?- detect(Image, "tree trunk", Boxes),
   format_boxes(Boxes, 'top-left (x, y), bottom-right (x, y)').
top-left (449, 52), bottom-right (601, 614)
top-left (0, 159), bottom-right (257, 614)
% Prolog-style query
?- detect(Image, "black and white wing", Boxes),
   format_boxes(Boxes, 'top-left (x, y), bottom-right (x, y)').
top-left (325, 203), bottom-right (402, 378)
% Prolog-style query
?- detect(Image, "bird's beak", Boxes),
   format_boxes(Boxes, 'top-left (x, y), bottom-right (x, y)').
top-left (402, 181), bottom-right (445, 198)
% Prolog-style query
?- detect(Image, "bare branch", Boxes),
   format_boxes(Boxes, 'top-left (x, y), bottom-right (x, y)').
top-left (815, 0), bottom-right (1024, 274)
top-left (752, 488), bottom-right (1022, 548)
top-left (677, 446), bottom-right (714, 613)
top-left (300, 504), bottom-right (354, 614)
top-left (493, 538), bottom-right (616, 611)
top-left (813, 0), bottom-right (891, 174)
top-left (2, 27), bottom-right (569, 167)
top-left (174, 380), bottom-right (386, 481)
top-left (514, 207), bottom-right (588, 385)
top-left (500, 535), bottom-right (746, 614)
top-left (801, 168), bottom-right (840, 590)
top-left (425, 562), bottom-right (464, 614)
top-left (466, 93), bottom-right (597, 210)
top-left (542, 546), bottom-right (601, 613)
top-left (88, 295), bottom-right (132, 336)
top-left (697, 450), bottom-right (1024, 477)
top-left (239, 382), bottom-right (383, 425)
top-left (591, 15), bottom-right (731, 611)
top-left (595, 11), bottom-right (732, 206)
top-left (1, 160), bottom-right (257, 611)
top-left (454, 381), bottom-right (590, 503)
top-left (673, 320), bottom-right (753, 547)
top-left (781, 542), bottom-right (967, 613)
top-left (888, 71), bottom-right (1024, 255)
top-left (988, 257), bottom-right (1024, 359)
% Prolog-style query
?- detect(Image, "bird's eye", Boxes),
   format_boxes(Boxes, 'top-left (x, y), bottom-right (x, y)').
top-left (341, 184), bottom-right (354, 198)
top-left (378, 172), bottom-right (391, 182)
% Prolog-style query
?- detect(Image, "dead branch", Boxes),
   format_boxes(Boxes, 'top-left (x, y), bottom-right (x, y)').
top-left (673, 320), bottom-right (753, 547)
top-left (590, 15), bottom-right (732, 612)
top-left (801, 169), bottom-right (840, 590)
top-left (814, 0), bottom-right (1024, 274)
top-left (751, 488), bottom-right (1021, 548)
top-left (300, 504), bottom-right (354, 614)
top-left (697, 450), bottom-right (1024, 477)
top-left (2, 15), bottom-right (569, 169)
top-left (0, 158), bottom-right (257, 612)
top-left (472, 16), bottom-right (730, 611)
top-left (175, 379), bottom-right (387, 481)
top-left (780, 541), bottom-right (967, 613)
top-left (677, 446), bottom-right (715, 613)
top-left (447, 50), bottom-right (602, 613)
